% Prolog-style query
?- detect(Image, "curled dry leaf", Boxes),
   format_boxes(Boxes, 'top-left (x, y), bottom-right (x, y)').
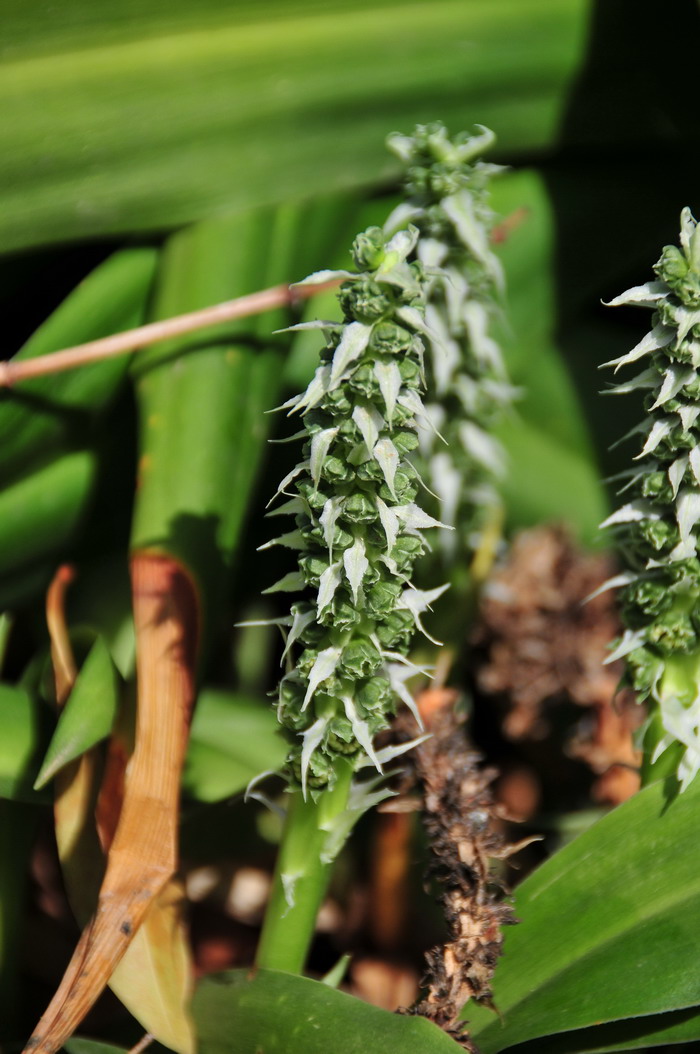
top-left (26, 557), bottom-right (197, 1054)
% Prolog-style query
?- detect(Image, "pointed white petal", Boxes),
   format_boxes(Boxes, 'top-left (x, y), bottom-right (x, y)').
top-left (396, 584), bottom-right (450, 645)
top-left (583, 572), bottom-right (640, 604)
top-left (294, 364), bottom-right (332, 414)
top-left (381, 225), bottom-right (419, 268)
top-left (319, 498), bottom-right (342, 558)
top-left (459, 421), bottom-right (506, 476)
top-left (300, 716), bottom-right (331, 799)
top-left (343, 537), bottom-right (369, 604)
top-left (266, 461), bottom-right (308, 507)
top-left (678, 404), bottom-right (700, 431)
top-left (601, 323), bottom-right (674, 372)
top-left (395, 502), bottom-right (452, 531)
top-left (352, 404), bottom-right (380, 456)
top-left (281, 607), bottom-right (317, 664)
top-left (373, 361), bottom-right (402, 425)
top-left (669, 455), bottom-right (689, 498)
top-left (651, 365), bottom-right (695, 408)
top-left (258, 529), bottom-right (307, 552)
top-left (310, 427), bottom-right (339, 487)
top-left (463, 300), bottom-right (504, 374)
top-left (376, 497), bottom-right (399, 553)
top-left (603, 629), bottom-right (647, 665)
top-left (317, 562), bottom-right (343, 615)
top-left (602, 367), bottom-right (658, 396)
top-left (634, 417), bottom-right (674, 459)
top-left (417, 237), bottom-right (448, 268)
top-left (302, 646), bottom-right (342, 711)
top-left (676, 488), bottom-right (700, 542)
top-left (266, 496), bottom-right (306, 518)
top-left (293, 269), bottom-right (355, 287)
top-left (342, 695), bottom-right (381, 771)
top-left (382, 200), bottom-right (421, 235)
top-left (599, 501), bottom-right (660, 528)
top-left (604, 281), bottom-right (668, 307)
top-left (274, 320), bottom-right (342, 334)
top-left (373, 437), bottom-right (400, 498)
top-left (690, 446), bottom-right (700, 486)
top-left (330, 321), bottom-right (372, 384)
top-left (263, 571), bottom-right (305, 594)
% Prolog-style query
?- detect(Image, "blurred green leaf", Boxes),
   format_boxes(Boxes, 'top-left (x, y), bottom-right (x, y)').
top-left (465, 775), bottom-right (700, 1052)
top-left (0, 683), bottom-right (47, 801)
top-left (0, 0), bottom-right (592, 253)
top-left (489, 168), bottom-right (607, 542)
top-left (194, 968), bottom-right (462, 1054)
top-left (184, 690), bottom-right (286, 802)
top-left (0, 248), bottom-right (157, 484)
top-left (0, 450), bottom-right (95, 583)
top-left (63, 1040), bottom-right (129, 1054)
top-left (34, 636), bottom-right (118, 789)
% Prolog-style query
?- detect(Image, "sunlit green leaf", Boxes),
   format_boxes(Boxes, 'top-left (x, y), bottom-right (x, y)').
top-left (184, 690), bottom-right (286, 802)
top-left (0, 0), bottom-right (592, 253)
top-left (34, 637), bottom-right (119, 789)
top-left (465, 776), bottom-right (700, 1051)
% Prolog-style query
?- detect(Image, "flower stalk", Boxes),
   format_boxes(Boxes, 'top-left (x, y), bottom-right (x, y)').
top-left (384, 123), bottom-right (516, 566)
top-left (255, 223), bottom-right (449, 969)
top-left (602, 208), bottom-right (700, 790)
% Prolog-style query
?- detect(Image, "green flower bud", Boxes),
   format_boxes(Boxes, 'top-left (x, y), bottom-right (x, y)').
top-left (352, 227), bottom-right (386, 271)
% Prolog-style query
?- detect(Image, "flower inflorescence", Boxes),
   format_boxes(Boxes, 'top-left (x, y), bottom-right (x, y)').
top-left (265, 225), bottom-right (449, 795)
top-left (602, 208), bottom-right (700, 789)
top-left (385, 123), bottom-right (515, 558)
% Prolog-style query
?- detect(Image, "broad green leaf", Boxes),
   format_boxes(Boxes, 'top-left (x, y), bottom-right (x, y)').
top-left (193, 968), bottom-right (462, 1054)
top-left (64, 1040), bottom-right (128, 1054)
top-left (489, 169), bottom-right (607, 542)
top-left (0, 450), bottom-right (95, 584)
top-left (0, 683), bottom-right (47, 801)
top-left (183, 690), bottom-right (286, 802)
top-left (465, 775), bottom-right (700, 1052)
top-left (508, 1004), bottom-right (700, 1053)
top-left (0, 248), bottom-right (157, 484)
top-left (0, 0), bottom-right (592, 253)
top-left (34, 637), bottom-right (119, 789)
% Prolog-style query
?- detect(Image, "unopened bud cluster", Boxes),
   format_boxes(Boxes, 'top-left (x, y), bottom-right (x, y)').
top-left (265, 226), bottom-right (447, 795)
top-left (385, 124), bottom-right (515, 557)
top-left (602, 208), bottom-right (700, 789)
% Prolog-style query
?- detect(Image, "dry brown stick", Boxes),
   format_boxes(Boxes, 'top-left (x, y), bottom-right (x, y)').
top-left (0, 278), bottom-right (341, 388)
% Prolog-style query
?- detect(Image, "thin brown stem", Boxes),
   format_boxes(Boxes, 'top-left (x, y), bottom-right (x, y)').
top-left (0, 278), bottom-right (341, 388)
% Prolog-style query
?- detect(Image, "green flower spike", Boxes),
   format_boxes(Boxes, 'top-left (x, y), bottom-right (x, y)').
top-left (384, 123), bottom-right (516, 558)
top-left (601, 208), bottom-right (700, 790)
top-left (264, 224), bottom-right (451, 797)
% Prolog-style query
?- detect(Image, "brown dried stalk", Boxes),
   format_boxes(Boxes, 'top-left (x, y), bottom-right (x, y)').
top-left (400, 691), bottom-right (532, 1051)
top-left (0, 278), bottom-right (340, 388)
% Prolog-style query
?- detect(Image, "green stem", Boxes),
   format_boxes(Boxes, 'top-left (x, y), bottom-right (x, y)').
top-left (256, 761), bottom-right (353, 974)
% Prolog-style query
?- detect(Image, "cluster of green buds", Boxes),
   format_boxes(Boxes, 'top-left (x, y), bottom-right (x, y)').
top-left (384, 123), bottom-right (516, 558)
top-left (262, 224), bottom-right (449, 796)
top-left (601, 208), bottom-right (700, 790)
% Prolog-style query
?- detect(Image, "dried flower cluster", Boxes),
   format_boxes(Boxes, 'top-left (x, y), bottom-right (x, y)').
top-left (264, 225), bottom-right (448, 794)
top-left (602, 208), bottom-right (700, 789)
top-left (385, 123), bottom-right (515, 558)
top-left (403, 699), bottom-right (520, 1051)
